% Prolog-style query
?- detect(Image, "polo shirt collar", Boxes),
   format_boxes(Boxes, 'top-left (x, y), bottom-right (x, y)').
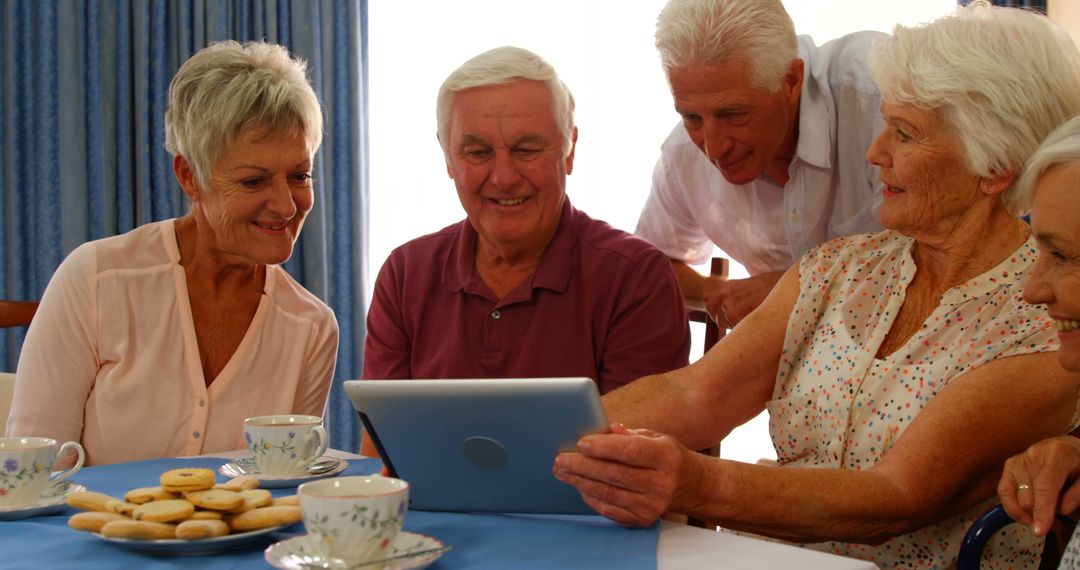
top-left (443, 198), bottom-right (576, 297)
top-left (531, 198), bottom-right (575, 294)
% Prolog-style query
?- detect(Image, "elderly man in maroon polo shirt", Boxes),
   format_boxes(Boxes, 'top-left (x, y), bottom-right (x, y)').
top-left (361, 46), bottom-right (690, 417)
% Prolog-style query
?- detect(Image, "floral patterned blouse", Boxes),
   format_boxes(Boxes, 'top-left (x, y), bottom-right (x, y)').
top-left (769, 230), bottom-right (1061, 568)
top-left (1061, 526), bottom-right (1080, 568)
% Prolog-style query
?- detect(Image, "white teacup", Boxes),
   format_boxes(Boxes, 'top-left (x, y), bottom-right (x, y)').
top-left (243, 415), bottom-right (329, 477)
top-left (0, 437), bottom-right (85, 508)
top-left (299, 475), bottom-right (410, 566)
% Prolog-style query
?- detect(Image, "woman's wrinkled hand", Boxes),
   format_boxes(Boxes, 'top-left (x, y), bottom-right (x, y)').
top-left (998, 435), bottom-right (1080, 536)
top-left (552, 422), bottom-right (707, 528)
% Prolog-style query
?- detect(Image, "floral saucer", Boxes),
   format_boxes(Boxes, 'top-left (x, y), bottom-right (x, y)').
top-left (265, 531), bottom-right (448, 570)
top-left (0, 481), bottom-right (86, 521)
top-left (218, 456), bottom-right (348, 489)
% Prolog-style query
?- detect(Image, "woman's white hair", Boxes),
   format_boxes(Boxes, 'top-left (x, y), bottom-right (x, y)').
top-left (654, 0), bottom-right (797, 91)
top-left (869, 1), bottom-right (1080, 215)
top-left (164, 41), bottom-right (323, 188)
top-left (1014, 115), bottom-right (1080, 214)
top-left (436, 46), bottom-right (576, 160)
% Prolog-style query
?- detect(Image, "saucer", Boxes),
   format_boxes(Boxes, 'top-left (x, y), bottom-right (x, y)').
top-left (219, 456), bottom-right (348, 488)
top-left (265, 531), bottom-right (447, 570)
top-left (0, 481), bottom-right (86, 521)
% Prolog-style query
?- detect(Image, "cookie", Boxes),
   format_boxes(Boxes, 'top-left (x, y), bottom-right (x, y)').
top-left (225, 489), bottom-right (273, 514)
top-left (176, 519), bottom-right (231, 540)
top-left (132, 499), bottom-right (195, 523)
top-left (100, 520), bottom-right (177, 540)
top-left (215, 475), bottom-right (259, 492)
top-left (107, 501), bottom-right (137, 517)
top-left (68, 511), bottom-right (130, 533)
top-left (160, 468), bottom-right (216, 493)
top-left (187, 510), bottom-right (223, 521)
top-left (271, 495), bottom-right (299, 507)
top-left (184, 489), bottom-right (244, 511)
top-left (124, 486), bottom-right (179, 504)
top-left (225, 505), bottom-right (302, 531)
top-left (67, 491), bottom-right (123, 513)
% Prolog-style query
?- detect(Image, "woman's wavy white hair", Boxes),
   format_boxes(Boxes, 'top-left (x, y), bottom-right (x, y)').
top-left (164, 41), bottom-right (323, 189)
top-left (436, 46), bottom-right (576, 160)
top-left (869, 1), bottom-right (1080, 215)
top-left (654, 0), bottom-right (797, 91)
top-left (1014, 116), bottom-right (1080, 214)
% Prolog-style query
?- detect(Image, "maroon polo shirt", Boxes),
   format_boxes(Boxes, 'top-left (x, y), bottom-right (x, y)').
top-left (362, 200), bottom-right (690, 394)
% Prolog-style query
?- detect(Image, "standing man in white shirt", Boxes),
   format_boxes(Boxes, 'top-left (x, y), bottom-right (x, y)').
top-left (635, 0), bottom-right (885, 327)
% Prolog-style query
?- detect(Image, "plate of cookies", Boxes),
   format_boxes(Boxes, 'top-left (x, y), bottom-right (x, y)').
top-left (66, 467), bottom-right (303, 555)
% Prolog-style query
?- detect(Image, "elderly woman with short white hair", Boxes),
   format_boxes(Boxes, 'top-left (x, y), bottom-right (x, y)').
top-left (995, 115), bottom-right (1080, 566)
top-left (553, 4), bottom-right (1080, 566)
top-left (6, 41), bottom-right (338, 466)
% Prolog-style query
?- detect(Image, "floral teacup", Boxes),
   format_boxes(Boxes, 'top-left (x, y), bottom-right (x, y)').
top-left (243, 415), bottom-right (329, 477)
top-left (299, 475), bottom-right (410, 566)
top-left (0, 437), bottom-right (84, 508)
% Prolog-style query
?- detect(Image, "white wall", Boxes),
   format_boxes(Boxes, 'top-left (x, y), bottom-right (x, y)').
top-left (367, 0), bottom-right (956, 462)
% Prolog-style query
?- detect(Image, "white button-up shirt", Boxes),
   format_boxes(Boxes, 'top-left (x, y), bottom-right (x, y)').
top-left (635, 32), bottom-right (886, 275)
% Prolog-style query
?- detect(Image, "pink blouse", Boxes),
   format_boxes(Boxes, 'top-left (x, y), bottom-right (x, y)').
top-left (5, 220), bottom-right (338, 465)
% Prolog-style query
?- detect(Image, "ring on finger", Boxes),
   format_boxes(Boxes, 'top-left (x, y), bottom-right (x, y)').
top-left (1018, 484), bottom-right (1033, 491)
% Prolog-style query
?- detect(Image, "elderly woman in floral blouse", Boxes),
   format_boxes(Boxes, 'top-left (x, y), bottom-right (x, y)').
top-left (553, 4), bottom-right (1080, 567)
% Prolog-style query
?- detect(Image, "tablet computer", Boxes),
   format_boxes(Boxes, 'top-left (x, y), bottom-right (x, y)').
top-left (343, 377), bottom-right (608, 515)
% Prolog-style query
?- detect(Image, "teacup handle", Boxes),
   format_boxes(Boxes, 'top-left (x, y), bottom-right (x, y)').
top-left (302, 426), bottom-right (329, 462)
top-left (50, 441), bottom-right (85, 483)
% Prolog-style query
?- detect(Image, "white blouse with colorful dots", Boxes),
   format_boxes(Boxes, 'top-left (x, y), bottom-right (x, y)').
top-left (1061, 525), bottom-right (1080, 568)
top-left (769, 230), bottom-right (1061, 568)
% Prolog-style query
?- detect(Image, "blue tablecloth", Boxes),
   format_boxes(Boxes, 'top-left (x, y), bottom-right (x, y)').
top-left (0, 457), bottom-right (660, 569)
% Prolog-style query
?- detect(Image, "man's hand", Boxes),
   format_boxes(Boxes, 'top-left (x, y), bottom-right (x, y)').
top-left (998, 436), bottom-right (1080, 537)
top-left (552, 423), bottom-right (707, 527)
top-left (704, 270), bottom-right (784, 327)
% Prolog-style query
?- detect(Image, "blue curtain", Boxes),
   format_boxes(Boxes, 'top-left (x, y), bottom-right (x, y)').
top-left (0, 0), bottom-right (369, 453)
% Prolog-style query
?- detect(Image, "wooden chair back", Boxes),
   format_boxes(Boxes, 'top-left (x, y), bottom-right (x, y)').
top-left (685, 257), bottom-right (729, 530)
top-left (0, 301), bottom-right (38, 328)
top-left (687, 257), bottom-right (730, 354)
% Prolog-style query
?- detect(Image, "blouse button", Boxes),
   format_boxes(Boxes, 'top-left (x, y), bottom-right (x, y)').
top-left (193, 431), bottom-right (201, 439)
top-left (491, 310), bottom-right (501, 320)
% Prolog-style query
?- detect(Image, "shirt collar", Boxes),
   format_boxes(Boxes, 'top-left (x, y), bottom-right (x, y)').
top-left (443, 199), bottom-right (576, 297)
top-left (793, 37), bottom-right (832, 170)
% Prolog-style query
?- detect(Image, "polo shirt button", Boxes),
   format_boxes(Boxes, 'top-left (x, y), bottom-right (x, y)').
top-left (193, 431), bottom-right (201, 439)
top-left (198, 400), bottom-right (206, 407)
top-left (491, 310), bottom-right (501, 320)
top-left (790, 211), bottom-right (801, 223)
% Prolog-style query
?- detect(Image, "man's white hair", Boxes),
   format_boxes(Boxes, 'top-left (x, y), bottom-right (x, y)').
top-left (436, 46), bottom-right (575, 159)
top-left (654, 0), bottom-right (797, 91)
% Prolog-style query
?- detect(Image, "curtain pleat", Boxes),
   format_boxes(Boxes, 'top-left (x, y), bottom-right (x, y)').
top-left (0, 0), bottom-right (368, 453)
